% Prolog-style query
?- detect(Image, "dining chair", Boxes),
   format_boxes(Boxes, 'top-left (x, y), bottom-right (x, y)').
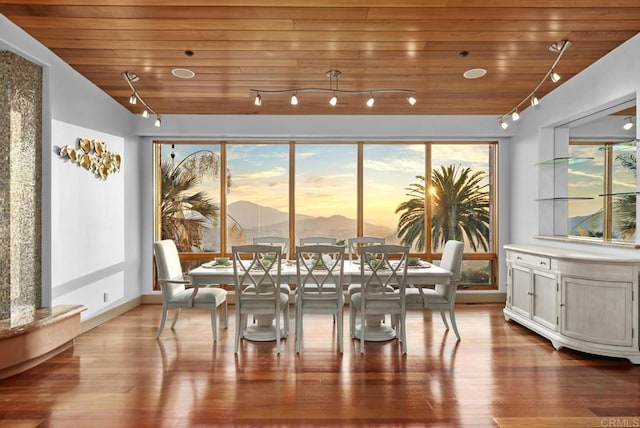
top-left (299, 236), bottom-right (337, 246)
top-left (253, 236), bottom-right (293, 297)
top-left (232, 244), bottom-right (289, 353)
top-left (253, 236), bottom-right (290, 259)
top-left (349, 244), bottom-right (410, 354)
top-left (153, 239), bottom-right (228, 341)
top-left (405, 240), bottom-right (464, 341)
top-left (295, 244), bottom-right (345, 353)
top-left (346, 236), bottom-right (386, 299)
top-left (347, 236), bottom-right (385, 262)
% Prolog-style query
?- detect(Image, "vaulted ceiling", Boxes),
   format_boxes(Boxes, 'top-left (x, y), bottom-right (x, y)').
top-left (1, 1), bottom-right (639, 117)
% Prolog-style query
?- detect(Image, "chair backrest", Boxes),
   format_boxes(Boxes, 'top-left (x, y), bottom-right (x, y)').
top-left (232, 244), bottom-right (282, 302)
top-left (153, 239), bottom-right (186, 300)
top-left (299, 236), bottom-right (337, 246)
top-left (347, 236), bottom-right (385, 261)
top-left (296, 244), bottom-right (345, 299)
top-left (253, 236), bottom-right (289, 259)
top-left (435, 240), bottom-right (464, 298)
top-left (360, 244), bottom-right (409, 301)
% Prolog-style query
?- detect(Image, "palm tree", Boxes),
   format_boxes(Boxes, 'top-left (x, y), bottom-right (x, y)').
top-left (395, 165), bottom-right (490, 251)
top-left (614, 152), bottom-right (636, 239)
top-left (161, 151), bottom-right (222, 252)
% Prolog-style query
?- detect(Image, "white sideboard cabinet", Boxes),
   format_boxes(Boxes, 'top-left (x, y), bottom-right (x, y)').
top-left (504, 244), bottom-right (640, 363)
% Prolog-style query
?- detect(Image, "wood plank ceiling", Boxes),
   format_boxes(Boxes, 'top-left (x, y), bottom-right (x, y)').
top-left (1, 1), bottom-right (639, 116)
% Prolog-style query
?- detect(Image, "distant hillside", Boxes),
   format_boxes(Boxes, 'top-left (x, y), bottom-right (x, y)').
top-left (199, 200), bottom-right (401, 250)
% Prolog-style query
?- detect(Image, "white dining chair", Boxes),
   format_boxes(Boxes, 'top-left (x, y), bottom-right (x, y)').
top-left (295, 244), bottom-right (345, 353)
top-left (347, 236), bottom-right (385, 262)
top-left (350, 244), bottom-right (409, 354)
top-left (253, 236), bottom-right (290, 259)
top-left (232, 244), bottom-right (289, 354)
top-left (405, 240), bottom-right (464, 340)
top-left (153, 239), bottom-right (228, 341)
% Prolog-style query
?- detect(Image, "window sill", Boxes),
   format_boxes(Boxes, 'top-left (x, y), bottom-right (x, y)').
top-left (534, 235), bottom-right (640, 249)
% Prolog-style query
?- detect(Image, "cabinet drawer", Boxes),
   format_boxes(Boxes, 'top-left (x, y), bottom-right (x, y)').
top-left (508, 251), bottom-right (551, 269)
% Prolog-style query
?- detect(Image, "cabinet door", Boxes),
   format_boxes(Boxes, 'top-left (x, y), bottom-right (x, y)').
top-left (531, 270), bottom-right (558, 331)
top-left (561, 276), bottom-right (633, 347)
top-left (510, 263), bottom-right (532, 318)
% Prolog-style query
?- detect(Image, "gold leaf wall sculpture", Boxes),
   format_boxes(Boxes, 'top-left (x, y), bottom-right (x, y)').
top-left (58, 138), bottom-right (122, 179)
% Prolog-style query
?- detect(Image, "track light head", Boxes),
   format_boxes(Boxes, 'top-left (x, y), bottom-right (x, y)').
top-left (550, 70), bottom-right (561, 83)
top-left (530, 94), bottom-right (540, 107)
top-left (407, 95), bottom-right (417, 105)
top-left (499, 118), bottom-right (509, 130)
top-left (254, 93), bottom-right (262, 106)
top-left (154, 116), bottom-right (161, 127)
top-left (329, 94), bottom-right (338, 106)
top-left (129, 93), bottom-right (137, 105)
top-left (548, 40), bottom-right (572, 53)
top-left (623, 116), bottom-right (634, 131)
top-left (366, 95), bottom-right (375, 107)
top-left (142, 109), bottom-right (149, 119)
top-left (290, 93), bottom-right (298, 105)
top-left (512, 111), bottom-right (520, 121)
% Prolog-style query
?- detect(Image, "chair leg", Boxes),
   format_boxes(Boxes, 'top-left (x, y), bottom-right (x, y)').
top-left (156, 306), bottom-right (168, 339)
top-left (210, 306), bottom-right (218, 341)
top-left (283, 302), bottom-right (290, 338)
top-left (275, 307), bottom-right (281, 354)
top-left (440, 310), bottom-right (450, 330)
top-left (234, 308), bottom-right (242, 353)
top-left (448, 308), bottom-right (461, 341)
top-left (222, 301), bottom-right (228, 329)
top-left (171, 307), bottom-right (181, 329)
top-left (337, 309), bottom-right (343, 353)
top-left (296, 312), bottom-right (302, 354)
top-left (400, 313), bottom-right (407, 354)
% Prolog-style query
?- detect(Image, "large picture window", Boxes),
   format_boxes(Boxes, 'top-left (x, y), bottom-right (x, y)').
top-left (154, 140), bottom-right (498, 289)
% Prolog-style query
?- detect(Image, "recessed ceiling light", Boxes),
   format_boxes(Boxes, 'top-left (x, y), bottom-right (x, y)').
top-left (463, 68), bottom-right (487, 79)
top-left (171, 68), bottom-right (195, 79)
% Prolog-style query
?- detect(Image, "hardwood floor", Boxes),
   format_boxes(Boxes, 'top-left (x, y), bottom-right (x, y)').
top-left (0, 303), bottom-right (639, 427)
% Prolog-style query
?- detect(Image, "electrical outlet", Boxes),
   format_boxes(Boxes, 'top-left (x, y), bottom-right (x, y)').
top-left (103, 292), bottom-right (109, 302)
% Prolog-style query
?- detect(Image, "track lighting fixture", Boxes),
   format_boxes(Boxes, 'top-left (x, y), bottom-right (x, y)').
top-left (249, 70), bottom-right (416, 109)
top-left (530, 94), bottom-right (539, 107)
top-left (623, 116), bottom-right (635, 131)
top-left (154, 116), bottom-right (162, 127)
top-left (498, 40), bottom-right (572, 129)
top-left (366, 94), bottom-right (375, 107)
top-left (121, 71), bottom-right (161, 127)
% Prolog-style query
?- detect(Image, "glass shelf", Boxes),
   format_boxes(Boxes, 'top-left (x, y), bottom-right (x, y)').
top-left (597, 192), bottom-right (639, 197)
top-left (536, 157), bottom-right (594, 166)
top-left (536, 197), bottom-right (594, 201)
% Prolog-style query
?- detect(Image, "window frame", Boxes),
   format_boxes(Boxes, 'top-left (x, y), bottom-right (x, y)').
top-left (153, 140), bottom-right (499, 290)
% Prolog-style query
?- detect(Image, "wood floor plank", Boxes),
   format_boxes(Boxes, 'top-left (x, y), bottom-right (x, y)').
top-left (0, 303), bottom-right (638, 427)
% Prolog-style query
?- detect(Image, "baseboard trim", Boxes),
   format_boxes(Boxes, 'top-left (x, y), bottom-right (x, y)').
top-left (81, 297), bottom-right (142, 333)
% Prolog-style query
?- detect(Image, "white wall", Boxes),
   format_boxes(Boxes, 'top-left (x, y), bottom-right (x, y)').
top-left (508, 33), bottom-right (640, 258)
top-left (1, 15), bottom-right (144, 320)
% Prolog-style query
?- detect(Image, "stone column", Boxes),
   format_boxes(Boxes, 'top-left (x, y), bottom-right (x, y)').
top-left (0, 51), bottom-right (42, 322)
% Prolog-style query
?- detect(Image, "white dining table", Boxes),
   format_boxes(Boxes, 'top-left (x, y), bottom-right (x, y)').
top-left (189, 260), bottom-right (453, 342)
